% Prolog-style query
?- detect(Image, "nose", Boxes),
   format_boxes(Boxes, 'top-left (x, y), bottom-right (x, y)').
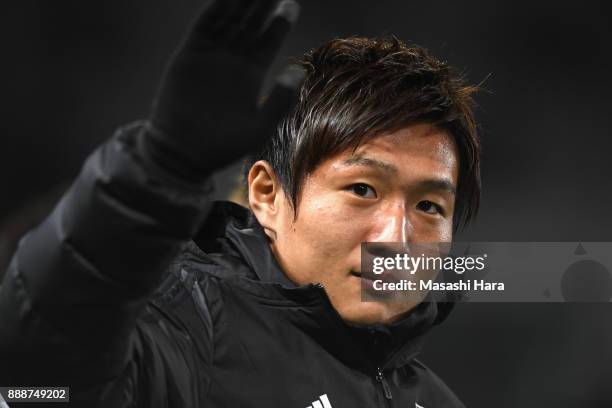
top-left (373, 204), bottom-right (411, 244)
top-left (364, 205), bottom-right (412, 260)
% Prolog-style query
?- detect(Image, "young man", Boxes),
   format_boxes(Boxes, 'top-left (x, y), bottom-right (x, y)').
top-left (0, 0), bottom-right (480, 407)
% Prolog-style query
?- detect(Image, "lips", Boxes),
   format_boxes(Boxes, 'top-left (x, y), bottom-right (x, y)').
top-left (350, 271), bottom-right (376, 283)
top-left (352, 270), bottom-right (402, 284)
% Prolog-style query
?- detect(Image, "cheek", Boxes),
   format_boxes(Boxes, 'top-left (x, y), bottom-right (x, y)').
top-left (409, 217), bottom-right (454, 243)
top-left (440, 222), bottom-right (454, 241)
top-left (293, 197), bottom-right (364, 262)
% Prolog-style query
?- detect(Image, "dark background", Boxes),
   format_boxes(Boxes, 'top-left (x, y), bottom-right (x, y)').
top-left (1, 1), bottom-right (611, 406)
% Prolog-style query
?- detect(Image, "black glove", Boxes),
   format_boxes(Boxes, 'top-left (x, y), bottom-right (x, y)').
top-left (147, 0), bottom-right (301, 181)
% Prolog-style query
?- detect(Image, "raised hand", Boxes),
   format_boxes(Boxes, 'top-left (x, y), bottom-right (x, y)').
top-left (149, 0), bottom-right (300, 180)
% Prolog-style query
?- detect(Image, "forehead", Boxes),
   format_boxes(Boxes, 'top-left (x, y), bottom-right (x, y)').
top-left (325, 123), bottom-right (459, 184)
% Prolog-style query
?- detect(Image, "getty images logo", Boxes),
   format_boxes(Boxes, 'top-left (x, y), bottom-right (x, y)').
top-left (305, 394), bottom-right (332, 408)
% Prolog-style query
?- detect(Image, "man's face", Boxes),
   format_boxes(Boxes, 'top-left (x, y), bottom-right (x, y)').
top-left (270, 123), bottom-right (459, 325)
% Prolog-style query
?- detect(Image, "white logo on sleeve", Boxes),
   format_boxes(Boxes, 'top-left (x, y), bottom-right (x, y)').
top-left (306, 394), bottom-right (332, 408)
top-left (415, 402), bottom-right (425, 408)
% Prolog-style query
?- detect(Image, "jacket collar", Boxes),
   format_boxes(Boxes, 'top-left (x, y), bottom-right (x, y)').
top-left (191, 201), bottom-right (444, 371)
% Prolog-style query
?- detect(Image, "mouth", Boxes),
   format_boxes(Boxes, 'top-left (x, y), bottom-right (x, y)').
top-left (352, 270), bottom-right (402, 284)
top-left (350, 271), bottom-right (375, 282)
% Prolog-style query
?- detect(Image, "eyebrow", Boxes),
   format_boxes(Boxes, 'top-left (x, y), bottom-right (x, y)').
top-left (418, 178), bottom-right (456, 196)
top-left (342, 155), bottom-right (456, 196)
top-left (342, 155), bottom-right (398, 175)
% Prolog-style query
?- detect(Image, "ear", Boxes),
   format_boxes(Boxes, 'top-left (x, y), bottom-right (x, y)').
top-left (247, 160), bottom-right (285, 240)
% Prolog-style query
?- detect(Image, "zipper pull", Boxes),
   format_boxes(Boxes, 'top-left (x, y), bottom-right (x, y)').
top-left (376, 367), bottom-right (393, 400)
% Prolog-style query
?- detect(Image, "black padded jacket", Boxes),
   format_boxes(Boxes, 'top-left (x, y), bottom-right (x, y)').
top-left (0, 122), bottom-right (464, 408)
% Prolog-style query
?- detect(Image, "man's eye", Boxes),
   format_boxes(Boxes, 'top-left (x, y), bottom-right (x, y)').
top-left (417, 200), bottom-right (443, 215)
top-left (351, 183), bottom-right (377, 198)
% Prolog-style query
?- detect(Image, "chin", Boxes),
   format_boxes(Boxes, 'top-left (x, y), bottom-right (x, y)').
top-left (336, 301), bottom-right (413, 326)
